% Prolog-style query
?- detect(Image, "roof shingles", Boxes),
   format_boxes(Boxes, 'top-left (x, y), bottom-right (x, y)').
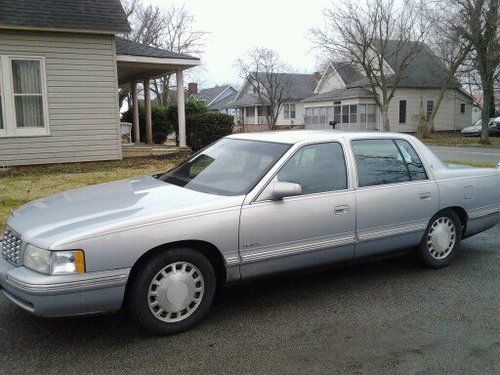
top-left (0, 0), bottom-right (130, 33)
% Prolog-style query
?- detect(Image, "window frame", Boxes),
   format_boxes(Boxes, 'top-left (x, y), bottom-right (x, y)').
top-left (283, 103), bottom-right (296, 120)
top-left (0, 58), bottom-right (6, 137)
top-left (399, 100), bottom-right (407, 124)
top-left (460, 102), bottom-right (466, 114)
top-left (0, 55), bottom-right (50, 138)
top-left (350, 138), bottom-right (431, 189)
top-left (426, 100), bottom-right (434, 120)
top-left (256, 141), bottom-right (350, 201)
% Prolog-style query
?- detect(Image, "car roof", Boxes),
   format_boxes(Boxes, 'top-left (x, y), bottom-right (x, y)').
top-left (226, 130), bottom-right (417, 144)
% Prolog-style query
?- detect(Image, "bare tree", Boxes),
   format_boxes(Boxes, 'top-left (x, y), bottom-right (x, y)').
top-left (423, 1), bottom-right (473, 136)
top-left (450, 0), bottom-right (499, 144)
top-left (119, 1), bottom-right (206, 106)
top-left (235, 48), bottom-right (295, 130)
top-left (310, 0), bottom-right (428, 131)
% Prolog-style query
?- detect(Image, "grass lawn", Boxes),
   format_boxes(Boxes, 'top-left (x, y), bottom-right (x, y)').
top-left (443, 159), bottom-right (497, 168)
top-left (420, 132), bottom-right (500, 148)
top-left (0, 157), bottom-right (183, 229)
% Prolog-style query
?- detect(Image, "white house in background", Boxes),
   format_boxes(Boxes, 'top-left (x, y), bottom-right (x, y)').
top-left (228, 41), bottom-right (472, 133)
top-left (229, 73), bottom-right (318, 131)
top-left (191, 84), bottom-right (238, 117)
top-left (302, 41), bottom-right (472, 132)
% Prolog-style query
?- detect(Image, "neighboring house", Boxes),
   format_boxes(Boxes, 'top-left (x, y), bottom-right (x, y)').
top-left (191, 84), bottom-right (238, 117)
top-left (230, 73), bottom-right (318, 131)
top-left (301, 41), bottom-right (472, 132)
top-left (0, 0), bottom-right (199, 167)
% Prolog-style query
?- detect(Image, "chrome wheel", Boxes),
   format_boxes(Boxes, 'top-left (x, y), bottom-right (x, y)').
top-left (147, 262), bottom-right (205, 323)
top-left (427, 217), bottom-right (456, 260)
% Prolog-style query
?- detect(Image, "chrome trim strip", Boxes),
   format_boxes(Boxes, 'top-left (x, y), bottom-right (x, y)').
top-left (5, 273), bottom-right (129, 295)
top-left (241, 234), bottom-right (356, 263)
top-left (468, 205), bottom-right (499, 220)
top-left (357, 221), bottom-right (428, 243)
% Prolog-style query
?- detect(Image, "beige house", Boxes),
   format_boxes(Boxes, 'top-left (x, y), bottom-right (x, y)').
top-left (229, 42), bottom-right (472, 133)
top-left (0, 0), bottom-right (199, 167)
top-left (302, 42), bottom-right (472, 132)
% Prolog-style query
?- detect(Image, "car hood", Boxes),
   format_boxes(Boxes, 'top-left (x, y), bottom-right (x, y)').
top-left (6, 176), bottom-right (244, 249)
top-left (461, 125), bottom-right (481, 132)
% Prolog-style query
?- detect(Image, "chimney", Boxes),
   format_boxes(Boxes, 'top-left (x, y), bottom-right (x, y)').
top-left (188, 82), bottom-right (198, 95)
top-left (314, 72), bottom-right (322, 81)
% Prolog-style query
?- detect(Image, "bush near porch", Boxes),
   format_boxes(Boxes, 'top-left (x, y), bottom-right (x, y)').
top-left (121, 99), bottom-right (211, 144)
top-left (121, 99), bottom-right (234, 149)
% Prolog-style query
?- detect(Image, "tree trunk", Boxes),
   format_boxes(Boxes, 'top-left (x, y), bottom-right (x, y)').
top-left (381, 106), bottom-right (390, 131)
top-left (481, 76), bottom-right (493, 144)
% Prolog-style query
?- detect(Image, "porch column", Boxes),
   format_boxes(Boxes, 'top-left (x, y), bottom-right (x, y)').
top-left (131, 81), bottom-right (140, 143)
top-left (144, 79), bottom-right (153, 144)
top-left (176, 69), bottom-right (187, 147)
top-left (254, 106), bottom-right (258, 124)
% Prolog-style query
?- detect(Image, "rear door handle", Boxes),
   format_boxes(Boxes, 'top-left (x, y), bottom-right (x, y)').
top-left (419, 192), bottom-right (432, 200)
top-left (334, 205), bottom-right (351, 215)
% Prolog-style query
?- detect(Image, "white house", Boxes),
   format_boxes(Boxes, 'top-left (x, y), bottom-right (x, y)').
top-left (229, 72), bottom-right (318, 131)
top-left (229, 41), bottom-right (472, 133)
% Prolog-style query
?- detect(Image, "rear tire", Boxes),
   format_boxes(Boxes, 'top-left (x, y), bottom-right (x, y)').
top-left (128, 247), bottom-right (216, 335)
top-left (418, 210), bottom-right (462, 268)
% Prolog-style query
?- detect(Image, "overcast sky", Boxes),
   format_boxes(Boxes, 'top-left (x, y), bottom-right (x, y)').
top-left (147, 0), bottom-right (335, 89)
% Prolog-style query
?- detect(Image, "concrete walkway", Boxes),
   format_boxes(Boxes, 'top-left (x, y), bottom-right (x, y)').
top-left (428, 146), bottom-right (500, 163)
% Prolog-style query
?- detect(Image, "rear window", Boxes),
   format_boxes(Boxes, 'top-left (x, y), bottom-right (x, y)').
top-left (352, 139), bottom-right (427, 187)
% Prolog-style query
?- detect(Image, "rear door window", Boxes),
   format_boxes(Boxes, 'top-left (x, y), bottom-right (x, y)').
top-left (352, 139), bottom-right (411, 187)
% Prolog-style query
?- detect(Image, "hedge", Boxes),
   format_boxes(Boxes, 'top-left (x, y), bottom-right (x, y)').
top-left (187, 112), bottom-right (234, 151)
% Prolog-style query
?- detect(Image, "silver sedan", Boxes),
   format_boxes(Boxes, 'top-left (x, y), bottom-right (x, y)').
top-left (1, 131), bottom-right (499, 335)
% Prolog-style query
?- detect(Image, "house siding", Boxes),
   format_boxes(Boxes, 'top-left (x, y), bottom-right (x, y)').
top-left (0, 30), bottom-right (121, 166)
top-left (385, 88), bottom-right (472, 132)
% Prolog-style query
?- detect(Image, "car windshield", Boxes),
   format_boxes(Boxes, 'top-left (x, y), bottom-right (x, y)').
top-left (158, 139), bottom-right (291, 196)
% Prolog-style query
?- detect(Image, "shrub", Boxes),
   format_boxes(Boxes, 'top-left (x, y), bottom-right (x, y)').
top-left (120, 105), bottom-right (174, 144)
top-left (187, 112), bottom-right (234, 151)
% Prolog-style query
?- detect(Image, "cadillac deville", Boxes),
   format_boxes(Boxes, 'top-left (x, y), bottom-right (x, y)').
top-left (1, 131), bottom-right (499, 335)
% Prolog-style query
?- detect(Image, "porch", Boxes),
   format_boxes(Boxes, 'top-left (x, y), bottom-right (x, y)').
top-left (115, 37), bottom-right (200, 148)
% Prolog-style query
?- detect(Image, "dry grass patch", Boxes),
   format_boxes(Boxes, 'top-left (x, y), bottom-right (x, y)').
top-left (421, 132), bottom-right (500, 148)
top-left (0, 157), bottom-right (184, 228)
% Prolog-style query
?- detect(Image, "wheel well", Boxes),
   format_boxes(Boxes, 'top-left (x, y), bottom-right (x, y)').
top-left (125, 240), bottom-right (227, 303)
top-left (440, 206), bottom-right (468, 235)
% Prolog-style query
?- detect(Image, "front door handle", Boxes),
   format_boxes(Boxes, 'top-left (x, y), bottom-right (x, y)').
top-left (334, 205), bottom-right (351, 215)
top-left (419, 192), bottom-right (432, 200)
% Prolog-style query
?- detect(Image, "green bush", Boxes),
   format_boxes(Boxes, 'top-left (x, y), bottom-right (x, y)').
top-left (187, 112), bottom-right (234, 151)
top-left (121, 105), bottom-right (173, 144)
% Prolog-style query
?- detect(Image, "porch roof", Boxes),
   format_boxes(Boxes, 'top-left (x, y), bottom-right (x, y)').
top-left (301, 87), bottom-right (373, 103)
top-left (115, 37), bottom-right (200, 85)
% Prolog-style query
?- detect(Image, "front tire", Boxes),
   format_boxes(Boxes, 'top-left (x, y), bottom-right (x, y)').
top-left (128, 247), bottom-right (216, 335)
top-left (418, 210), bottom-right (462, 268)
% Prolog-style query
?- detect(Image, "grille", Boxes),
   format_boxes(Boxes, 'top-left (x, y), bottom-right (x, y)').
top-left (1, 228), bottom-right (23, 266)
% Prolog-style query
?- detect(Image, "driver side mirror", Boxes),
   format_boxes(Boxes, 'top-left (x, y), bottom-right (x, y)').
top-left (270, 181), bottom-right (302, 200)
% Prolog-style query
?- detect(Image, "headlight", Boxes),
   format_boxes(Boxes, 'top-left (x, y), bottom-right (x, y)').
top-left (23, 244), bottom-right (85, 275)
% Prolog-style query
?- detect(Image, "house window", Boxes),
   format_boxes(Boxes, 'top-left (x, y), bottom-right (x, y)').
top-left (460, 103), bottom-right (466, 114)
top-left (399, 100), bottom-right (407, 123)
top-left (246, 107), bottom-right (255, 117)
top-left (342, 105), bottom-right (349, 123)
top-left (349, 105), bottom-right (357, 123)
top-left (333, 102), bottom-right (341, 123)
top-left (283, 103), bottom-right (296, 119)
top-left (426, 100), bottom-right (434, 120)
top-left (367, 104), bottom-right (376, 123)
top-left (0, 62), bottom-right (3, 131)
top-left (0, 56), bottom-right (49, 137)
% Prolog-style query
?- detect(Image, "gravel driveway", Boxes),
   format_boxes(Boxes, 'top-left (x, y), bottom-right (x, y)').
top-left (1, 224), bottom-right (498, 374)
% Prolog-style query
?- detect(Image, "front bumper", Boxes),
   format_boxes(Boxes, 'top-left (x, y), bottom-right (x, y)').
top-left (0, 255), bottom-right (130, 317)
